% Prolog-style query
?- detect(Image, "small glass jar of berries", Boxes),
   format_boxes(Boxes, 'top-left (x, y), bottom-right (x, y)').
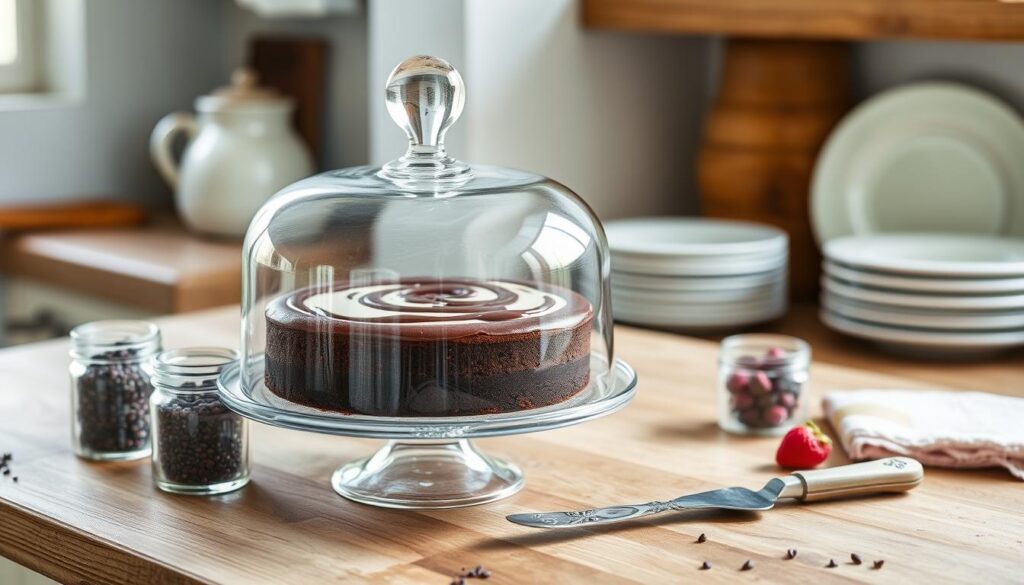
top-left (718, 334), bottom-right (810, 436)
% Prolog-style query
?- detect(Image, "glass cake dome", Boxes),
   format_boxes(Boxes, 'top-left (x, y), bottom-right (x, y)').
top-left (222, 55), bottom-right (636, 508)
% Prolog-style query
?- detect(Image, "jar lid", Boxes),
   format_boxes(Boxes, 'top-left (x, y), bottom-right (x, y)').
top-left (152, 347), bottom-right (239, 391)
top-left (196, 68), bottom-right (291, 112)
top-left (70, 320), bottom-right (161, 360)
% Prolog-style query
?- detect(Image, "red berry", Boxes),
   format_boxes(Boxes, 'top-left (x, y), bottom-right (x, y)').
top-left (726, 372), bottom-right (750, 394)
top-left (778, 392), bottom-right (797, 409)
top-left (732, 393), bottom-right (754, 410)
top-left (764, 405), bottom-right (789, 426)
top-left (749, 371), bottom-right (773, 395)
top-left (765, 347), bottom-right (786, 359)
top-left (775, 421), bottom-right (832, 469)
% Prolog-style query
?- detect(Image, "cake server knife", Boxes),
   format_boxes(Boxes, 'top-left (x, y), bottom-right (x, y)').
top-left (507, 457), bottom-right (923, 529)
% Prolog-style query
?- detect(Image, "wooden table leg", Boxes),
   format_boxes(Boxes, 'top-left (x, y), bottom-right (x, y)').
top-left (698, 38), bottom-right (850, 299)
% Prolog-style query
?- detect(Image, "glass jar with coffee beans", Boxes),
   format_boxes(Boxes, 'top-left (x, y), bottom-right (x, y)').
top-left (718, 334), bottom-right (810, 436)
top-left (150, 347), bottom-right (250, 495)
top-left (70, 321), bottom-right (162, 460)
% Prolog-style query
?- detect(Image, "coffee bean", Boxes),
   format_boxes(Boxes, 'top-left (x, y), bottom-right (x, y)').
top-left (155, 390), bottom-right (246, 487)
top-left (75, 348), bottom-right (154, 454)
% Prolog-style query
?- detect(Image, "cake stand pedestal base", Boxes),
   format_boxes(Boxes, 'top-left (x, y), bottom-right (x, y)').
top-left (331, 439), bottom-right (524, 509)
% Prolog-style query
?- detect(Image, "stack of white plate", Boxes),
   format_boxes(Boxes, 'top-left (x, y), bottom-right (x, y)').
top-left (605, 218), bottom-right (789, 329)
top-left (821, 234), bottom-right (1024, 357)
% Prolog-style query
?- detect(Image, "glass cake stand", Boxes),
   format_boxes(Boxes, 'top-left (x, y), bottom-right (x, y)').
top-left (218, 354), bottom-right (636, 509)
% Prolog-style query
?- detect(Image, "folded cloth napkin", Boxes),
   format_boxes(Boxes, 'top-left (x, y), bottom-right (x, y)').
top-left (823, 390), bottom-right (1024, 480)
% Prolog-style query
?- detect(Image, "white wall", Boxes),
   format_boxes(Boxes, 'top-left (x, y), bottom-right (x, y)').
top-left (463, 0), bottom-right (709, 219)
top-left (0, 0), bottom-right (226, 206)
top-left (368, 0), bottom-right (710, 220)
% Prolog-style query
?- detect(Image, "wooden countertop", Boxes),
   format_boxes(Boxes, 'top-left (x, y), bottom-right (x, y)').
top-left (1, 306), bottom-right (1022, 584)
top-left (0, 216), bottom-right (242, 313)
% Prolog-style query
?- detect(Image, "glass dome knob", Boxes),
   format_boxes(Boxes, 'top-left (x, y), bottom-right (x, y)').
top-left (386, 55), bottom-right (464, 149)
top-left (382, 55), bottom-right (470, 182)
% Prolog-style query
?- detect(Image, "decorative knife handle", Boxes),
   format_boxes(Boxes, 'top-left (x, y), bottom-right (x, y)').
top-left (793, 457), bottom-right (924, 502)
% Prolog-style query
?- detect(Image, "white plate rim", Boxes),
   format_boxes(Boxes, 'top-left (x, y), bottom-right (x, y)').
top-left (605, 217), bottom-right (788, 257)
top-left (823, 260), bottom-right (1024, 293)
top-left (611, 270), bottom-right (785, 292)
top-left (820, 310), bottom-right (1024, 348)
top-left (824, 234), bottom-right (1024, 277)
top-left (823, 276), bottom-right (1024, 310)
top-left (823, 293), bottom-right (1024, 331)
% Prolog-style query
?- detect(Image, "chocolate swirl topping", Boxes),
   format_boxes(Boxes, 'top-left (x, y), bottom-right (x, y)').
top-left (310, 280), bottom-right (558, 324)
top-left (327, 281), bottom-right (559, 323)
top-left (268, 278), bottom-right (592, 340)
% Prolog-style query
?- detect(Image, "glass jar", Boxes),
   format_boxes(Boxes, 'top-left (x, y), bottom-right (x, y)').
top-left (718, 334), bottom-right (810, 436)
top-left (70, 320), bottom-right (162, 461)
top-left (150, 347), bottom-right (250, 495)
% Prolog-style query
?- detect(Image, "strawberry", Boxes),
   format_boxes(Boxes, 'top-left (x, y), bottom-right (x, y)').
top-left (775, 420), bottom-right (832, 469)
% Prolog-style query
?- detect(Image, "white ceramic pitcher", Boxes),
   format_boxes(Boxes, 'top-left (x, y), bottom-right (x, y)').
top-left (150, 69), bottom-right (313, 237)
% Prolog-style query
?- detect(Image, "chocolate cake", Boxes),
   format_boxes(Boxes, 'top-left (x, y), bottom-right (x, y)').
top-left (264, 278), bottom-right (593, 416)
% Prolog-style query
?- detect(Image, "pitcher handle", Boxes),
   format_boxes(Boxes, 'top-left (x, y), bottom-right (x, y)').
top-left (149, 112), bottom-right (198, 189)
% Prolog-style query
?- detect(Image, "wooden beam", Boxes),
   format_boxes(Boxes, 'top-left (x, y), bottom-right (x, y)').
top-left (583, 0), bottom-right (1024, 41)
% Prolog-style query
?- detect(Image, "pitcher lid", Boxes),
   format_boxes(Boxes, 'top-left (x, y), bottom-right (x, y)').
top-left (196, 68), bottom-right (291, 112)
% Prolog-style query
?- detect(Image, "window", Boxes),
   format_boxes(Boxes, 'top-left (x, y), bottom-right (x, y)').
top-left (0, 0), bottom-right (37, 93)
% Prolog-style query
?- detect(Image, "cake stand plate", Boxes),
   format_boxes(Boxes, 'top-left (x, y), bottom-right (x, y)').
top-left (218, 355), bottom-right (637, 509)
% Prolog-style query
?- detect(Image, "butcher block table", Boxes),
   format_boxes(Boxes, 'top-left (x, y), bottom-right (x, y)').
top-left (1, 306), bottom-right (1022, 584)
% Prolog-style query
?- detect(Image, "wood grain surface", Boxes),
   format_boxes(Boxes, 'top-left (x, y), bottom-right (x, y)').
top-left (0, 201), bottom-right (146, 232)
top-left (698, 39), bottom-right (848, 300)
top-left (583, 0), bottom-right (1024, 41)
top-left (1, 305), bottom-right (1022, 584)
top-left (0, 215), bottom-right (241, 313)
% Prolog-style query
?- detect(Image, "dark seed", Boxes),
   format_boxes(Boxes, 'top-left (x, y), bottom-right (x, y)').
top-left (75, 347), bottom-right (154, 455)
top-left (740, 560), bottom-right (754, 571)
top-left (154, 386), bottom-right (246, 487)
top-left (873, 560), bottom-right (885, 570)
top-left (11, 477), bottom-right (16, 483)
top-left (785, 549), bottom-right (797, 559)
top-left (697, 533), bottom-right (707, 543)
top-left (851, 553), bottom-right (862, 565)
top-left (827, 559), bottom-right (838, 568)
top-left (700, 561), bottom-right (711, 570)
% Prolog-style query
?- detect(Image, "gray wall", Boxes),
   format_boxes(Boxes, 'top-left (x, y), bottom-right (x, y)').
top-left (0, 0), bottom-right (226, 206)
top-left (855, 40), bottom-right (1024, 105)
top-left (224, 2), bottom-right (368, 171)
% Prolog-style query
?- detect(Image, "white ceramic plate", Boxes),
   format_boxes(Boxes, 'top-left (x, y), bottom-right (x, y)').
top-left (612, 280), bottom-right (785, 305)
top-left (605, 217), bottom-right (787, 257)
top-left (823, 293), bottom-right (1024, 331)
top-left (824, 277), bottom-right (1024, 310)
top-left (811, 82), bottom-right (1024, 244)
top-left (823, 261), bottom-right (1024, 294)
top-left (820, 310), bottom-right (1024, 357)
top-left (825, 234), bottom-right (1024, 277)
top-left (611, 269), bottom-right (785, 292)
top-left (611, 251), bottom-right (787, 277)
top-left (616, 299), bottom-right (786, 328)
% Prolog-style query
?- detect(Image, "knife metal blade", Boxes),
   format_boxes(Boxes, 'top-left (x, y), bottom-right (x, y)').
top-left (506, 457), bottom-right (925, 529)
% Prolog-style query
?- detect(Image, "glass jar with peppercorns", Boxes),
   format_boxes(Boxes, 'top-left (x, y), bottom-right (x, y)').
top-left (70, 320), bottom-right (162, 460)
top-left (150, 347), bottom-right (250, 495)
top-left (718, 334), bottom-right (810, 436)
